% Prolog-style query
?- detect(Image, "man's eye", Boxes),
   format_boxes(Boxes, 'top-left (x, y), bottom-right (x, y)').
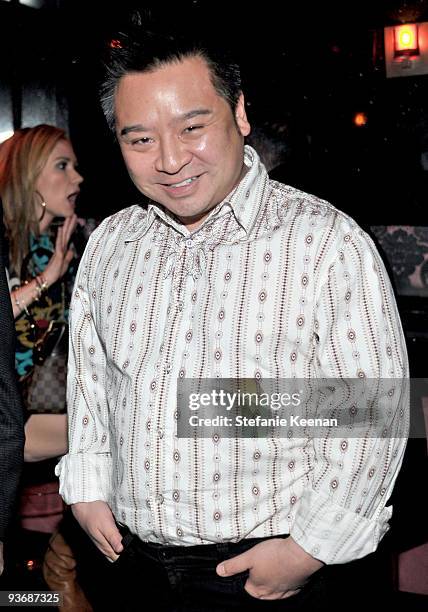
top-left (184, 125), bottom-right (203, 133)
top-left (132, 137), bottom-right (153, 145)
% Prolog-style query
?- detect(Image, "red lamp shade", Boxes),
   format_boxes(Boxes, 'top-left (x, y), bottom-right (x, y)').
top-left (394, 23), bottom-right (420, 57)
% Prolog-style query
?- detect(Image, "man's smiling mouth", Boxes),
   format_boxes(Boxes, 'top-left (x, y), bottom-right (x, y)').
top-left (163, 175), bottom-right (201, 188)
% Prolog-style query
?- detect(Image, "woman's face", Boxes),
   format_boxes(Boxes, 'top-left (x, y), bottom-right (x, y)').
top-left (35, 139), bottom-right (83, 227)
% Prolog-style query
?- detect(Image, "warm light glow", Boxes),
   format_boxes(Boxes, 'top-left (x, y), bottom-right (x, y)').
top-left (394, 23), bottom-right (419, 56)
top-left (401, 32), bottom-right (412, 46)
top-left (26, 559), bottom-right (35, 570)
top-left (110, 39), bottom-right (122, 49)
top-left (353, 112), bottom-right (368, 127)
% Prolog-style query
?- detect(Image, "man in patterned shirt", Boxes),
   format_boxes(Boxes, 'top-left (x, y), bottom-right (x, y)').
top-left (57, 19), bottom-right (409, 611)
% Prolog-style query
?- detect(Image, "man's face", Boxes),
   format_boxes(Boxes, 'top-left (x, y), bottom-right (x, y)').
top-left (115, 56), bottom-right (251, 230)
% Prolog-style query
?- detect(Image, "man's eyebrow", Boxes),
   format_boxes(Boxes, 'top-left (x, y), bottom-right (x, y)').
top-left (178, 109), bottom-right (212, 121)
top-left (119, 109), bottom-right (212, 137)
top-left (120, 124), bottom-right (149, 137)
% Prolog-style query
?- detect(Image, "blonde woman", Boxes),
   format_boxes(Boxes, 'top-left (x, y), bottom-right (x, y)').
top-left (0, 125), bottom-right (94, 610)
top-left (0, 125), bottom-right (82, 463)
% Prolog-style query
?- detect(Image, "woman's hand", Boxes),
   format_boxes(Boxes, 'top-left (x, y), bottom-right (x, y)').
top-left (43, 214), bottom-right (78, 287)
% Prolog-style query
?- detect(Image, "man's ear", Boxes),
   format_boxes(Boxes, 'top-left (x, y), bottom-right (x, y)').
top-left (235, 93), bottom-right (251, 137)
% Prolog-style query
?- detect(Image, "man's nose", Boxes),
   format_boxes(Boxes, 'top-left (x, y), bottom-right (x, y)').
top-left (155, 137), bottom-right (191, 174)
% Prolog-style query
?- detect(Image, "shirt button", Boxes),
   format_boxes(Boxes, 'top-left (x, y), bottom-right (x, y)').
top-left (185, 239), bottom-right (193, 248)
top-left (157, 428), bottom-right (164, 439)
top-left (177, 301), bottom-right (184, 312)
top-left (156, 494), bottom-right (164, 505)
top-left (164, 363), bottom-right (172, 374)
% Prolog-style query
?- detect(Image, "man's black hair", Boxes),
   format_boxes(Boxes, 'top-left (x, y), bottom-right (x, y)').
top-left (99, 12), bottom-right (242, 134)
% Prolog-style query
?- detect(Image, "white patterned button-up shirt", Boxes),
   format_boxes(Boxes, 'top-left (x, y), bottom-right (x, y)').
top-left (57, 146), bottom-right (408, 564)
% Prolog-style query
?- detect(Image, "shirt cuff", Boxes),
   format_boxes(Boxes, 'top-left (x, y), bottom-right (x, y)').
top-left (55, 453), bottom-right (113, 505)
top-left (290, 488), bottom-right (392, 564)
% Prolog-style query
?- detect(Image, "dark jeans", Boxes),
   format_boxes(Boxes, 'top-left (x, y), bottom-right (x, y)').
top-left (109, 527), bottom-right (329, 612)
top-left (64, 512), bottom-right (395, 611)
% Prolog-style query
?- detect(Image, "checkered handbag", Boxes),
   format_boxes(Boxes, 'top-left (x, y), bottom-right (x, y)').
top-left (20, 321), bottom-right (68, 414)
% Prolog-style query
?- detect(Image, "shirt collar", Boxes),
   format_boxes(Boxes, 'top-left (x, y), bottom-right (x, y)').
top-left (124, 145), bottom-right (267, 241)
top-left (225, 145), bottom-right (268, 235)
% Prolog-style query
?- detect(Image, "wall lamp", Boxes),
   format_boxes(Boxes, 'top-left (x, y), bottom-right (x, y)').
top-left (385, 21), bottom-right (428, 78)
top-left (394, 23), bottom-right (420, 58)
